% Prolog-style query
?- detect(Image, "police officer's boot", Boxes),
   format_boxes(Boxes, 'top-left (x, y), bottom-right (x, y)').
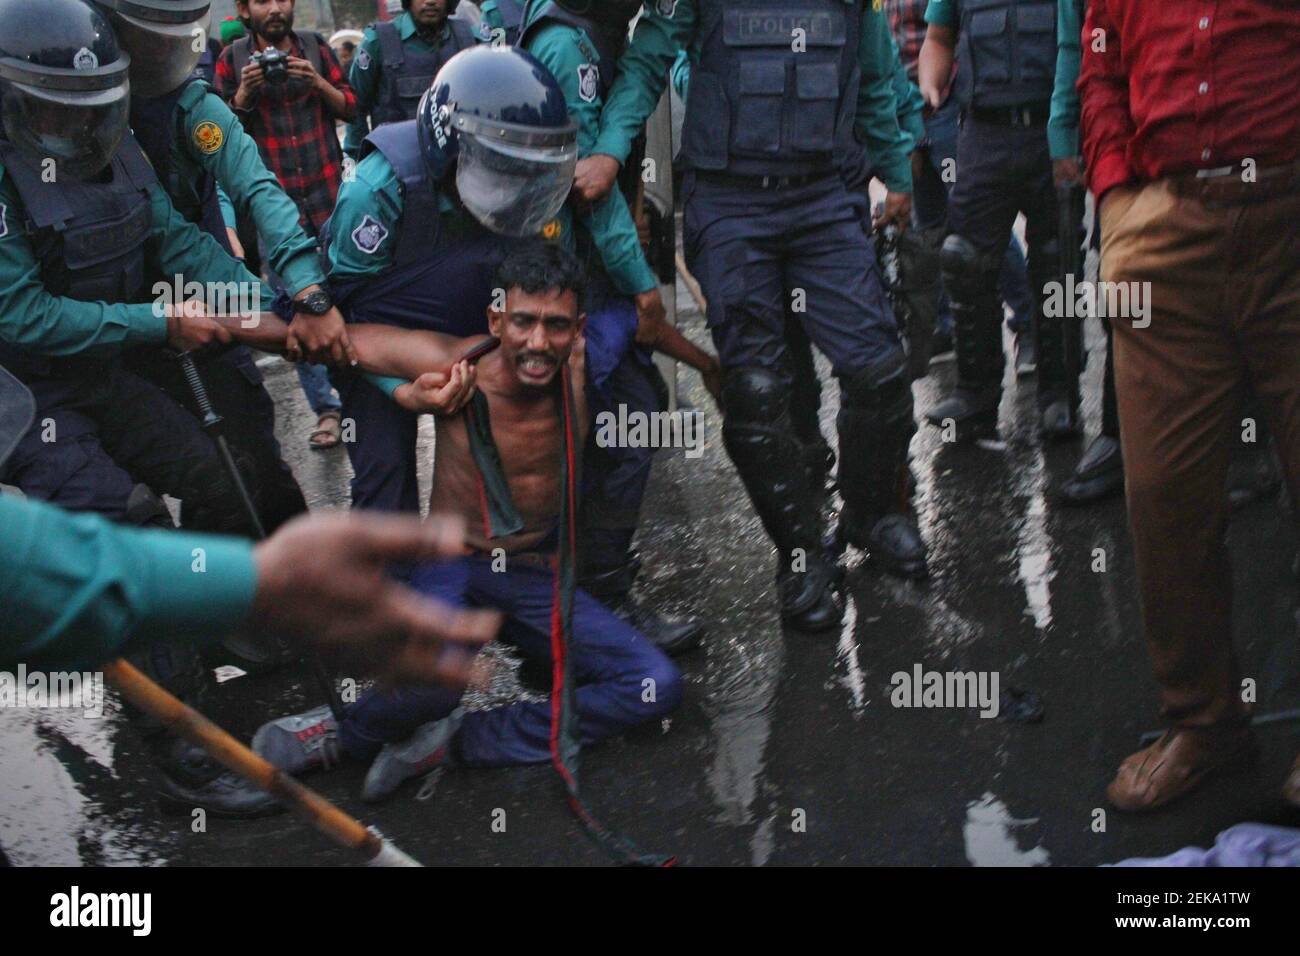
top-left (580, 544), bottom-right (705, 657)
top-left (832, 363), bottom-right (929, 579)
top-left (128, 643), bottom-right (284, 819)
top-left (722, 368), bottom-right (842, 632)
top-left (1031, 239), bottom-right (1081, 439)
top-left (925, 236), bottom-right (1004, 441)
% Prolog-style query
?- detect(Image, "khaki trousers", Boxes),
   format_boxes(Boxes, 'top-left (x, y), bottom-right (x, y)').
top-left (1101, 166), bottom-right (1300, 727)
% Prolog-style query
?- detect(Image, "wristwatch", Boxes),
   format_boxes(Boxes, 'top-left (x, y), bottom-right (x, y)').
top-left (292, 289), bottom-right (334, 316)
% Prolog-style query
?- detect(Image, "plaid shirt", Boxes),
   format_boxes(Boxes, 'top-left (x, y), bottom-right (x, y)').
top-left (215, 33), bottom-right (355, 237)
top-left (884, 0), bottom-right (929, 81)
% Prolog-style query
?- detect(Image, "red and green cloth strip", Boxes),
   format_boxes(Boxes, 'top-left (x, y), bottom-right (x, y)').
top-left (466, 368), bottom-right (674, 866)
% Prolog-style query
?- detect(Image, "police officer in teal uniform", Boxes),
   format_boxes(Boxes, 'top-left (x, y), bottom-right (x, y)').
top-left (572, 1), bottom-right (928, 632)
top-left (918, 0), bottom-right (1083, 443)
top-left (93, 0), bottom-right (355, 534)
top-left (344, 0), bottom-right (479, 157)
top-left (518, 0), bottom-right (713, 653)
top-left (0, 0), bottom-right (293, 816)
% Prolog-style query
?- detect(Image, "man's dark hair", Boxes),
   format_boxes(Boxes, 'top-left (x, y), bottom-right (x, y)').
top-left (494, 241), bottom-right (586, 306)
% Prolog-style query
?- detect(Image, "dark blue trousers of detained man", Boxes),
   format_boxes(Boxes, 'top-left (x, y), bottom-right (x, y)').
top-left (682, 170), bottom-right (928, 632)
top-left (253, 553), bottom-right (683, 802)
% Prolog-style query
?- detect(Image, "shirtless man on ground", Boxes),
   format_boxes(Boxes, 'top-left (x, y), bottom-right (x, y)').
top-left (248, 243), bottom-right (683, 801)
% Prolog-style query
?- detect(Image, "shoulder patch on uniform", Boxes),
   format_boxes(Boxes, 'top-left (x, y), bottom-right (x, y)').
top-left (576, 63), bottom-right (599, 103)
top-left (542, 218), bottom-right (562, 240)
top-left (0, 203), bottom-right (7, 239)
top-left (351, 214), bottom-right (389, 254)
top-left (655, 0), bottom-right (678, 16)
top-left (193, 120), bottom-right (224, 155)
top-left (357, 48), bottom-right (371, 71)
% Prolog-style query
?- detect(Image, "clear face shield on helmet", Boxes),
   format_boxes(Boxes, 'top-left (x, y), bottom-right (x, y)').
top-left (97, 0), bottom-right (212, 97)
top-left (451, 110), bottom-right (578, 239)
top-left (0, 55), bottom-right (132, 181)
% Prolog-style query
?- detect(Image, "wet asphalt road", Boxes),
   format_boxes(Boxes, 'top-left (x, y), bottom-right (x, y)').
top-left (3, 277), bottom-right (1299, 867)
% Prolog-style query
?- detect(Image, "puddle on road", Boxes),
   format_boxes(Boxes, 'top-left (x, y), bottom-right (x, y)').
top-left (0, 708), bottom-right (164, 865)
top-left (962, 791), bottom-right (1051, 867)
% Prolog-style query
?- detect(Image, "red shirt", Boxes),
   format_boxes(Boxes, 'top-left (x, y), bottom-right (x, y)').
top-left (216, 33), bottom-right (356, 236)
top-left (1079, 0), bottom-right (1300, 199)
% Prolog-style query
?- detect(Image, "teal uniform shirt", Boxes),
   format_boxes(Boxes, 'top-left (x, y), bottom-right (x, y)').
top-left (0, 162), bottom-right (271, 357)
top-left (1047, 0), bottom-right (1082, 160)
top-left (325, 148), bottom-right (470, 282)
top-left (590, 1), bottom-right (914, 193)
top-left (889, 33), bottom-right (927, 152)
top-left (923, 0), bottom-right (959, 28)
top-left (165, 82), bottom-right (324, 295)
top-left (1, 493), bottom-right (256, 671)
top-left (345, 12), bottom-right (458, 157)
top-left (323, 148), bottom-right (467, 397)
top-left (520, 3), bottom-right (658, 297)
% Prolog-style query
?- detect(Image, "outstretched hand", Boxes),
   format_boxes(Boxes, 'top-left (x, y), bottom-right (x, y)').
top-left (251, 510), bottom-right (500, 687)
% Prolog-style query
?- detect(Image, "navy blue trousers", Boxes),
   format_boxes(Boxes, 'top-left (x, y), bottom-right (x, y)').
top-left (337, 556), bottom-right (683, 767)
top-left (682, 172), bottom-right (905, 382)
top-left (0, 358), bottom-right (250, 532)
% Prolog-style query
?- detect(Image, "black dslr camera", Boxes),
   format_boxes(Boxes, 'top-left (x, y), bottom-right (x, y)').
top-left (252, 46), bottom-right (289, 85)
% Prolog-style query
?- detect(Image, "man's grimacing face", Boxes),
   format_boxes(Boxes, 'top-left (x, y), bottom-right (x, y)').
top-left (488, 286), bottom-right (584, 389)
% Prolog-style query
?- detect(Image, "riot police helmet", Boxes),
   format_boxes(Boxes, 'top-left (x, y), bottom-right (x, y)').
top-left (0, 0), bottom-right (132, 180)
top-left (417, 45), bottom-right (577, 238)
top-left (92, 0), bottom-right (212, 98)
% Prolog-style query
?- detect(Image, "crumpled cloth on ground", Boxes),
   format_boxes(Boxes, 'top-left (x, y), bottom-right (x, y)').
top-left (1110, 823), bottom-right (1300, 867)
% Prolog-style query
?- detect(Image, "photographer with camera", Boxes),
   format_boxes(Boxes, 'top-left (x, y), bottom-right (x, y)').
top-left (217, 0), bottom-right (357, 448)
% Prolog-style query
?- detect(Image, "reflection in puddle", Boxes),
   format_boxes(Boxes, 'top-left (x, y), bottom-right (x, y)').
top-left (703, 630), bottom-right (784, 829)
top-left (0, 707), bottom-right (165, 865)
top-left (833, 595), bottom-right (868, 714)
top-left (963, 791), bottom-right (1050, 867)
top-left (1013, 449), bottom-right (1055, 633)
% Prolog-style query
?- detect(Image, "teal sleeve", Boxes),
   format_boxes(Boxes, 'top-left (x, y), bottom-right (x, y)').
top-left (925, 0), bottom-right (960, 28)
top-left (528, 24), bottom-right (656, 296)
top-left (345, 30), bottom-right (383, 157)
top-left (217, 183), bottom-right (236, 231)
top-left (590, 0), bottom-right (695, 165)
top-left (0, 167), bottom-right (166, 354)
top-left (671, 49), bottom-right (690, 101)
top-left (325, 152), bottom-right (403, 282)
top-left (365, 373), bottom-right (407, 398)
top-left (0, 494), bottom-right (257, 672)
top-left (149, 183), bottom-right (275, 307)
top-left (1048, 0), bottom-right (1082, 160)
top-left (187, 92), bottom-right (324, 294)
top-left (856, 7), bottom-right (912, 193)
top-left (890, 35), bottom-right (927, 151)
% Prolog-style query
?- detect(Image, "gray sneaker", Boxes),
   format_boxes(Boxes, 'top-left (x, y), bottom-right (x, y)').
top-left (252, 705), bottom-right (341, 775)
top-left (361, 709), bottom-right (465, 803)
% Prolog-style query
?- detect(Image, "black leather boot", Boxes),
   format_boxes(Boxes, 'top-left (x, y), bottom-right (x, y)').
top-left (1032, 238), bottom-right (1082, 440)
top-left (925, 237), bottom-right (1004, 442)
top-left (1060, 433), bottom-right (1124, 504)
top-left (834, 363), bottom-right (929, 579)
top-left (723, 368), bottom-right (842, 632)
top-left (582, 562), bottom-right (705, 656)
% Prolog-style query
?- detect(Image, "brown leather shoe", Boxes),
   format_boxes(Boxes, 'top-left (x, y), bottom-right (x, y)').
top-left (1106, 728), bottom-right (1257, 813)
top-left (1284, 754), bottom-right (1300, 808)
